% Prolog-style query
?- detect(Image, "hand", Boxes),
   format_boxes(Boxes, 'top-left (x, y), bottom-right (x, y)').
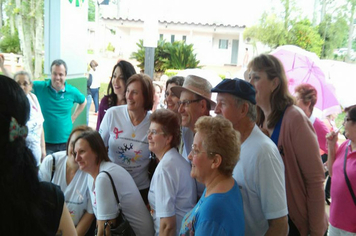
top-left (0, 54), bottom-right (5, 67)
top-left (326, 130), bottom-right (338, 145)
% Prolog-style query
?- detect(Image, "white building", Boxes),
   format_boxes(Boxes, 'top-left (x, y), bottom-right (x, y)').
top-left (88, 1), bottom-right (247, 67)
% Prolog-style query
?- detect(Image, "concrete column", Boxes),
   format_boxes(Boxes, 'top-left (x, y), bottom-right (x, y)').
top-left (44, 0), bottom-right (88, 78)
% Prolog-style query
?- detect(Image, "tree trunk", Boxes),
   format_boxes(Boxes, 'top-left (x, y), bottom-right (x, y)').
top-left (0, 0), bottom-right (3, 29)
top-left (15, 0), bottom-right (33, 75)
top-left (347, 1), bottom-right (356, 62)
top-left (34, 0), bottom-right (44, 78)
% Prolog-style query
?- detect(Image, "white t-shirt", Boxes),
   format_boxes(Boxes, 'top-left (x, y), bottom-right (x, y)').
top-left (87, 161), bottom-right (154, 236)
top-left (99, 105), bottom-right (151, 190)
top-left (148, 148), bottom-right (197, 236)
top-left (39, 151), bottom-right (93, 226)
top-left (233, 125), bottom-right (288, 235)
top-left (89, 68), bottom-right (101, 89)
top-left (26, 93), bottom-right (44, 165)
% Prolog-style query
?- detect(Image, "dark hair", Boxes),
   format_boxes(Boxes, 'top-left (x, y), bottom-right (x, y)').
top-left (73, 130), bottom-right (111, 164)
top-left (107, 60), bottom-right (136, 107)
top-left (166, 76), bottom-right (184, 88)
top-left (294, 83), bottom-right (317, 114)
top-left (0, 75), bottom-right (46, 234)
top-left (248, 54), bottom-right (295, 129)
top-left (66, 125), bottom-right (93, 155)
top-left (51, 59), bottom-right (68, 75)
top-left (345, 105), bottom-right (356, 122)
top-left (150, 109), bottom-right (181, 148)
top-left (126, 74), bottom-right (154, 111)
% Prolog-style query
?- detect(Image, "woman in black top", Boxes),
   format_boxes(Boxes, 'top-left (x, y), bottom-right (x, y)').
top-left (0, 75), bottom-right (77, 235)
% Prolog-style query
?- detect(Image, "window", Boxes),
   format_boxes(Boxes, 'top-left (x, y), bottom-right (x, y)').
top-left (171, 35), bottom-right (175, 43)
top-left (219, 39), bottom-right (228, 49)
top-left (183, 35), bottom-right (186, 42)
top-left (159, 34), bottom-right (163, 40)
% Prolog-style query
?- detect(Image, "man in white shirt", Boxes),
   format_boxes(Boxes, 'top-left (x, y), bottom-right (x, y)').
top-left (212, 78), bottom-right (289, 235)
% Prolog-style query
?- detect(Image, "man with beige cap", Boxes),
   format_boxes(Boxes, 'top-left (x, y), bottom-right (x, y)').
top-left (171, 75), bottom-right (216, 199)
top-left (171, 75), bottom-right (216, 160)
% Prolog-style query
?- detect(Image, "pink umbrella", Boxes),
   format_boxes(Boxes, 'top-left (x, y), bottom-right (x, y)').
top-left (271, 45), bottom-right (341, 117)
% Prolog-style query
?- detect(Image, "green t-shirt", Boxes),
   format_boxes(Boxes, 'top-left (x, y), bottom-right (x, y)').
top-left (33, 80), bottom-right (85, 144)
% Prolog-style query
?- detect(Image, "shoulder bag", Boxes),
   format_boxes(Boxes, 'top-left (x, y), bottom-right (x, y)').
top-left (100, 171), bottom-right (136, 236)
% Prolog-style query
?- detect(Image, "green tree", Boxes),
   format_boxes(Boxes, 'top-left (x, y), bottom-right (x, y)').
top-left (288, 19), bottom-right (324, 56)
top-left (244, 13), bottom-right (286, 49)
top-left (130, 39), bottom-right (200, 72)
top-left (319, 13), bottom-right (348, 58)
top-left (88, 0), bottom-right (95, 22)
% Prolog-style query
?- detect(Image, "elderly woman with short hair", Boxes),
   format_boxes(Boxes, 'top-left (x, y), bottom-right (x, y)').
top-left (148, 109), bottom-right (197, 236)
top-left (180, 116), bottom-right (244, 236)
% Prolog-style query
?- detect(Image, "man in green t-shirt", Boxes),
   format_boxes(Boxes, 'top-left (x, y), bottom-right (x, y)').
top-left (33, 59), bottom-right (87, 155)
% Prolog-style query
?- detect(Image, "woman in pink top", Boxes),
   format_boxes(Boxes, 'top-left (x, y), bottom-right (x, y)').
top-left (248, 54), bottom-right (328, 236)
top-left (327, 105), bottom-right (356, 235)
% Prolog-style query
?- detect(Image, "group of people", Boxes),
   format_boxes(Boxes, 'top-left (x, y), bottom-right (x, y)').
top-left (0, 53), bottom-right (355, 236)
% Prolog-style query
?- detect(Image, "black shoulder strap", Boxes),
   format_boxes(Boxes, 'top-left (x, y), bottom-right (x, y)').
top-left (101, 171), bottom-right (120, 204)
top-left (343, 145), bottom-right (356, 206)
top-left (51, 154), bottom-right (56, 181)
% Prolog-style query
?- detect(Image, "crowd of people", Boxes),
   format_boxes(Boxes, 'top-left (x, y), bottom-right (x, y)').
top-left (0, 53), bottom-right (355, 236)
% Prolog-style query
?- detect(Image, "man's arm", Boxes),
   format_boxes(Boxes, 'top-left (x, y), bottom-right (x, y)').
top-left (71, 98), bottom-right (87, 123)
top-left (265, 216), bottom-right (288, 236)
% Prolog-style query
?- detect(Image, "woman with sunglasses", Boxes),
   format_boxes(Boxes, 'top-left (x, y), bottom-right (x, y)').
top-left (327, 105), bottom-right (356, 235)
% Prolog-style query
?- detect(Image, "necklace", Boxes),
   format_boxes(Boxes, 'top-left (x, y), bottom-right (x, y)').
top-left (129, 111), bottom-right (147, 138)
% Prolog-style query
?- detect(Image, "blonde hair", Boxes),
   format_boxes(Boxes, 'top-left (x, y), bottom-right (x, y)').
top-left (194, 116), bottom-right (241, 176)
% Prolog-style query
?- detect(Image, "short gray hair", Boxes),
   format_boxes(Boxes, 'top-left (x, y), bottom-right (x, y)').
top-left (13, 71), bottom-right (32, 83)
top-left (234, 97), bottom-right (256, 122)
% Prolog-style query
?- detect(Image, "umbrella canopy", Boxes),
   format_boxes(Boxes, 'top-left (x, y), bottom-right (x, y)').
top-left (320, 60), bottom-right (356, 109)
top-left (271, 45), bottom-right (341, 117)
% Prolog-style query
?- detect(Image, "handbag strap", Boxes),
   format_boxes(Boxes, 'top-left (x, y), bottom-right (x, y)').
top-left (100, 171), bottom-right (120, 204)
top-left (51, 154), bottom-right (56, 181)
top-left (343, 143), bottom-right (356, 206)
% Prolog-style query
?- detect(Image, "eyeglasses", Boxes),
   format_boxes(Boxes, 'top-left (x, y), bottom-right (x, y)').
top-left (344, 117), bottom-right (354, 123)
top-left (190, 144), bottom-right (215, 156)
top-left (17, 82), bottom-right (30, 87)
top-left (177, 99), bottom-right (202, 107)
top-left (147, 129), bottom-right (165, 136)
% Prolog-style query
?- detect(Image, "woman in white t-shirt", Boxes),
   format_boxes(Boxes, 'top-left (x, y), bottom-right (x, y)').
top-left (99, 74), bottom-right (154, 205)
top-left (148, 109), bottom-right (197, 236)
top-left (73, 130), bottom-right (154, 236)
top-left (40, 125), bottom-right (95, 236)
top-left (14, 71), bottom-right (45, 165)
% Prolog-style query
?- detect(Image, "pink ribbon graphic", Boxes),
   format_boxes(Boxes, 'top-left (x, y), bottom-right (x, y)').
top-left (113, 127), bottom-right (123, 139)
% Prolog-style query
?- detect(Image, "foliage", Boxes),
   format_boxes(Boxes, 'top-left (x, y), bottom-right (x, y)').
top-left (319, 13), bottom-right (348, 58)
top-left (162, 41), bottom-right (200, 69)
top-left (244, 13), bottom-right (287, 49)
top-left (0, 27), bottom-right (20, 53)
top-left (106, 42), bottom-right (115, 52)
top-left (287, 19), bottom-right (324, 56)
top-left (88, 0), bottom-right (95, 22)
top-left (164, 69), bottom-right (180, 77)
top-left (130, 39), bottom-right (200, 72)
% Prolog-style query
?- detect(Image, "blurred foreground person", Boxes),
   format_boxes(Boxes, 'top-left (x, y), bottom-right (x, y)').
top-left (0, 75), bottom-right (77, 235)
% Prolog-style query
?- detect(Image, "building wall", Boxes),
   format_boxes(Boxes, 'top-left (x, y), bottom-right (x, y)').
top-left (92, 19), bottom-right (246, 67)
